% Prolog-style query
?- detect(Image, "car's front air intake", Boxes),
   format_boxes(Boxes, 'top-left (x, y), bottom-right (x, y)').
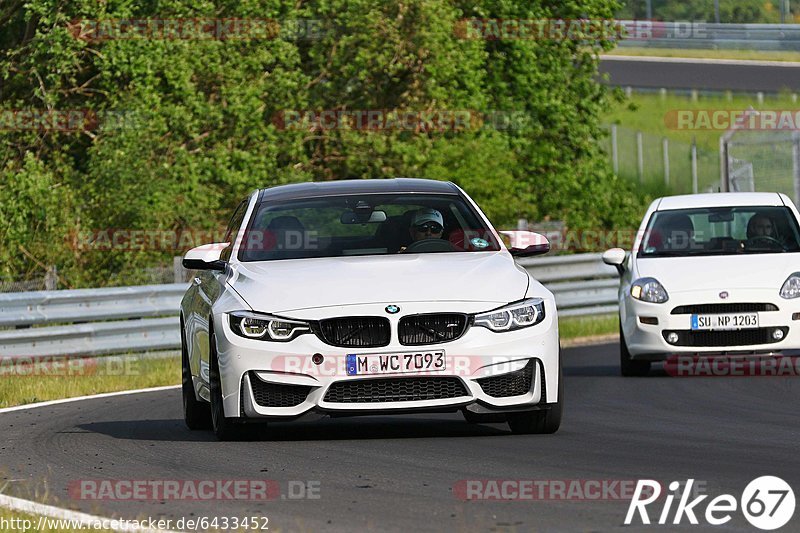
top-left (323, 377), bottom-right (469, 403)
top-left (662, 327), bottom-right (788, 347)
top-left (671, 303), bottom-right (778, 314)
top-left (476, 361), bottom-right (534, 398)
top-left (249, 373), bottom-right (312, 407)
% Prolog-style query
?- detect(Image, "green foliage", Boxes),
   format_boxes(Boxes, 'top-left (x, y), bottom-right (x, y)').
top-left (0, 0), bottom-right (648, 286)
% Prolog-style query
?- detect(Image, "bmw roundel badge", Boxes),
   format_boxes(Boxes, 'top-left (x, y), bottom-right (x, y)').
top-left (385, 305), bottom-right (400, 314)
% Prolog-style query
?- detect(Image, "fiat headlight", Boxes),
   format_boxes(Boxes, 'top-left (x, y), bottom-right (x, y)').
top-left (631, 278), bottom-right (669, 304)
top-left (780, 273), bottom-right (800, 299)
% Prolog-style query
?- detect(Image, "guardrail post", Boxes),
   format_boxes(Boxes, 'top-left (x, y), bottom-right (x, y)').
top-left (636, 131), bottom-right (644, 183)
top-left (691, 138), bottom-right (698, 194)
top-left (720, 136), bottom-right (728, 192)
top-left (44, 266), bottom-right (57, 290)
top-left (611, 124), bottom-right (618, 174)
top-left (662, 137), bottom-right (670, 187)
top-left (793, 131), bottom-right (800, 206)
top-left (173, 256), bottom-right (186, 283)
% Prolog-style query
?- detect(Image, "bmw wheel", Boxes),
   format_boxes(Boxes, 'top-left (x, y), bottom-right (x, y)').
top-left (181, 317), bottom-right (211, 430)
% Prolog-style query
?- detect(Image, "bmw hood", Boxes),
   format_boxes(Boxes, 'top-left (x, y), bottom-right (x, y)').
top-left (228, 252), bottom-right (530, 313)
top-left (636, 254), bottom-right (800, 292)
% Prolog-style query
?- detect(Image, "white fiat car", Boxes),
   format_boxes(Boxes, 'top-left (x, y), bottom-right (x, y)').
top-left (180, 179), bottom-right (561, 439)
top-left (604, 192), bottom-right (800, 376)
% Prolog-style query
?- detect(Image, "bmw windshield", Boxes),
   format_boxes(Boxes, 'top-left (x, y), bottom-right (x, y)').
top-left (237, 193), bottom-right (503, 261)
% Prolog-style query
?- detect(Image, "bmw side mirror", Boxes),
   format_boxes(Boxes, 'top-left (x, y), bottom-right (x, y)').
top-left (183, 243), bottom-right (230, 271)
top-left (500, 231), bottom-right (550, 257)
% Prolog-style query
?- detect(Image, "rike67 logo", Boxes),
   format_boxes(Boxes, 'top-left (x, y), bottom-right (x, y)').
top-left (625, 477), bottom-right (795, 530)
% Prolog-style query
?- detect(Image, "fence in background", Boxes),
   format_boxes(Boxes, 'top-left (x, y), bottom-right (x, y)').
top-left (0, 254), bottom-right (620, 359)
top-left (603, 124), bottom-right (719, 193)
top-left (722, 128), bottom-right (800, 203)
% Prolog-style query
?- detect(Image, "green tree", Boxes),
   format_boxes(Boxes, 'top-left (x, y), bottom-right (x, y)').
top-left (0, 0), bottom-right (647, 287)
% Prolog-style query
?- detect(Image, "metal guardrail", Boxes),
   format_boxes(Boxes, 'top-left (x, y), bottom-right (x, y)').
top-left (0, 284), bottom-right (187, 328)
top-left (518, 253), bottom-right (620, 317)
top-left (0, 318), bottom-right (178, 358)
top-left (0, 284), bottom-right (185, 359)
top-left (0, 254), bottom-right (620, 358)
top-left (617, 22), bottom-right (800, 51)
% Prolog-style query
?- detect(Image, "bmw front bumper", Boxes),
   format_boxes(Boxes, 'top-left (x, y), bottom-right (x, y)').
top-left (211, 301), bottom-right (560, 420)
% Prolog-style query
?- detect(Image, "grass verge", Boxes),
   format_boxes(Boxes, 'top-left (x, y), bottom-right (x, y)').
top-left (559, 314), bottom-right (618, 345)
top-left (605, 47), bottom-right (800, 62)
top-left (0, 353), bottom-right (180, 409)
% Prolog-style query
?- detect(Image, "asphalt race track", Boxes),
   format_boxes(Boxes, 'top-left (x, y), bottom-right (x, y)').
top-left (2, 343), bottom-right (799, 532)
top-left (600, 56), bottom-right (800, 92)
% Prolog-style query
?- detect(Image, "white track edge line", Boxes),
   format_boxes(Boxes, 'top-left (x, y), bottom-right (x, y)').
top-left (0, 493), bottom-right (180, 532)
top-left (601, 54), bottom-right (800, 67)
top-left (0, 385), bottom-right (180, 415)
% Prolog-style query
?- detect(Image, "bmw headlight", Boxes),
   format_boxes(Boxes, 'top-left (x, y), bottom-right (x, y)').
top-left (780, 272), bottom-right (800, 299)
top-left (630, 278), bottom-right (669, 303)
top-left (474, 298), bottom-right (545, 332)
top-left (229, 311), bottom-right (311, 342)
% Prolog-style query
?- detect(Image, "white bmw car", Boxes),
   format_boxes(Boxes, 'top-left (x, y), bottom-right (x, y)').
top-left (180, 179), bottom-right (561, 439)
top-left (603, 192), bottom-right (800, 376)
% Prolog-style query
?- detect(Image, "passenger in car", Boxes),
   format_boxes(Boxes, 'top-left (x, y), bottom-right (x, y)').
top-left (265, 215), bottom-right (306, 254)
top-left (651, 213), bottom-right (695, 251)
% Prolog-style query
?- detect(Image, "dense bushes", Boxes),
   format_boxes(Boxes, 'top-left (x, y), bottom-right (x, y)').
top-left (0, 0), bottom-right (647, 287)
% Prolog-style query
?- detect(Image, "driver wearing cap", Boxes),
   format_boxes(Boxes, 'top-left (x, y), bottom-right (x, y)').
top-left (398, 208), bottom-right (445, 252)
top-left (410, 208), bottom-right (444, 242)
